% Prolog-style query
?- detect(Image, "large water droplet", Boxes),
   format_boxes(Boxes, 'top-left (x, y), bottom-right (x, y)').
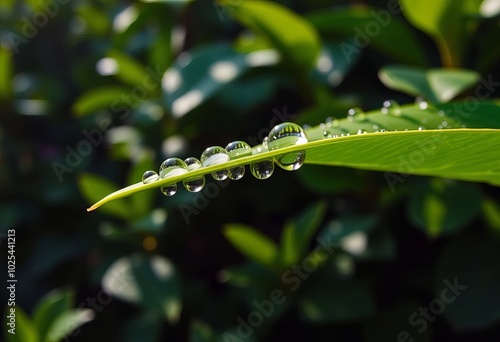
top-left (159, 158), bottom-right (188, 196)
top-left (201, 146), bottom-right (229, 181)
top-left (183, 157), bottom-right (205, 192)
top-left (250, 160), bottom-right (274, 180)
top-left (268, 122), bottom-right (308, 171)
top-left (142, 170), bottom-right (159, 184)
top-left (225, 141), bottom-right (252, 180)
top-left (381, 99), bottom-right (401, 116)
top-left (347, 107), bottom-right (366, 122)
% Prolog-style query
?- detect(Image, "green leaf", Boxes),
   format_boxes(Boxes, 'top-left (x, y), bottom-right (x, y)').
top-left (44, 309), bottom-right (94, 342)
top-left (101, 254), bottom-right (182, 323)
top-left (408, 179), bottom-right (482, 237)
top-left (33, 288), bottom-right (74, 342)
top-left (221, 0), bottom-right (320, 69)
top-left (162, 44), bottom-right (268, 118)
top-left (106, 50), bottom-right (149, 87)
top-left (127, 155), bottom-right (156, 218)
top-left (72, 86), bottom-right (130, 117)
top-left (482, 197), bottom-right (500, 233)
top-left (399, 0), bottom-right (466, 66)
top-left (298, 278), bottom-right (375, 323)
top-left (0, 46), bottom-right (13, 100)
top-left (5, 306), bottom-right (38, 342)
top-left (189, 320), bottom-right (217, 342)
top-left (436, 234), bottom-right (500, 329)
top-left (79, 173), bottom-right (133, 219)
top-left (223, 224), bottom-right (279, 267)
top-left (279, 201), bottom-right (327, 266)
top-left (124, 312), bottom-right (162, 342)
top-left (86, 101), bottom-right (500, 212)
top-left (379, 65), bottom-right (479, 103)
top-left (307, 6), bottom-right (427, 65)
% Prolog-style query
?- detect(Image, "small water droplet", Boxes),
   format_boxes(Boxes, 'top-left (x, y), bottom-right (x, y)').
top-left (183, 157), bottom-right (205, 192)
top-left (159, 158), bottom-right (188, 196)
top-left (373, 124), bottom-right (379, 130)
top-left (421, 118), bottom-right (427, 124)
top-left (333, 134), bottom-right (339, 138)
top-left (201, 146), bottom-right (229, 181)
top-left (441, 121), bottom-right (448, 127)
top-left (225, 141), bottom-right (252, 180)
top-left (262, 136), bottom-right (269, 150)
top-left (357, 129), bottom-right (367, 134)
top-left (380, 129), bottom-right (386, 132)
top-left (460, 124), bottom-right (466, 128)
top-left (323, 131), bottom-right (332, 138)
top-left (438, 125), bottom-right (443, 129)
top-left (418, 126), bottom-right (424, 130)
top-left (326, 116), bottom-right (339, 128)
top-left (268, 122), bottom-right (308, 171)
top-left (320, 123), bottom-right (326, 129)
top-left (415, 96), bottom-right (428, 110)
top-left (347, 107), bottom-right (366, 122)
top-left (381, 99), bottom-right (401, 116)
top-left (438, 110), bottom-right (446, 117)
top-left (142, 170), bottom-right (159, 184)
top-left (302, 124), bottom-right (311, 131)
top-left (250, 160), bottom-right (274, 180)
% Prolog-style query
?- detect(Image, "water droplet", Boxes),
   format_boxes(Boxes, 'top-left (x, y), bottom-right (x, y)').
top-left (142, 170), bottom-right (159, 184)
top-left (380, 129), bottom-right (386, 132)
top-left (201, 146), bottom-right (229, 181)
top-left (183, 157), bottom-right (205, 192)
top-left (225, 141), bottom-right (252, 180)
top-left (320, 123), bottom-right (326, 129)
top-left (268, 122), bottom-right (308, 171)
top-left (333, 134), bottom-right (339, 138)
top-left (357, 129), bottom-right (367, 134)
top-left (373, 124), bottom-right (379, 130)
top-left (323, 131), bottom-right (332, 138)
top-left (438, 110), bottom-right (446, 117)
top-left (460, 124), bottom-right (466, 128)
top-left (159, 158), bottom-right (188, 196)
top-left (325, 116), bottom-right (339, 128)
top-left (418, 126), bottom-right (424, 130)
top-left (441, 121), bottom-right (448, 127)
top-left (381, 99), bottom-right (401, 116)
top-left (159, 158), bottom-right (188, 178)
top-left (250, 160), bottom-right (274, 180)
top-left (347, 107), bottom-right (366, 122)
top-left (262, 136), bottom-right (269, 150)
top-left (421, 118), bottom-right (428, 124)
top-left (415, 96), bottom-right (428, 110)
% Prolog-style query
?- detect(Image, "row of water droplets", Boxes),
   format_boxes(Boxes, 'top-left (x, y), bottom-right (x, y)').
top-left (313, 98), bottom-right (457, 138)
top-left (141, 122), bottom-right (308, 196)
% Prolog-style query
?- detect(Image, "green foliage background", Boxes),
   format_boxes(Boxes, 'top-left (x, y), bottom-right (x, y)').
top-left (1, 0), bottom-right (500, 341)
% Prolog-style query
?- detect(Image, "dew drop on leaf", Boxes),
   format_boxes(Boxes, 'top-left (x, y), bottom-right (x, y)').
top-left (183, 157), bottom-right (205, 192)
top-left (201, 146), bottom-right (229, 181)
top-left (323, 131), bottom-right (332, 138)
top-left (225, 141), bottom-right (252, 180)
top-left (415, 96), bottom-right (428, 110)
top-left (268, 122), bottom-right (308, 171)
top-left (250, 160), bottom-right (274, 180)
top-left (347, 107), bottom-right (366, 122)
top-left (381, 99), bottom-right (401, 116)
top-left (142, 170), bottom-right (159, 184)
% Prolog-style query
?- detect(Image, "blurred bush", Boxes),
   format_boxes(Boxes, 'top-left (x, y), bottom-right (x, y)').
top-left (1, 0), bottom-right (499, 341)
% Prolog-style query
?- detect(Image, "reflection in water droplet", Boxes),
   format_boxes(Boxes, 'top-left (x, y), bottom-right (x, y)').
top-left (268, 122), bottom-right (308, 171)
top-left (250, 160), bottom-right (274, 180)
top-left (225, 141), bottom-right (252, 180)
top-left (381, 99), bottom-right (401, 116)
top-left (183, 157), bottom-right (205, 192)
top-left (415, 96), bottom-right (428, 110)
top-left (323, 131), bottom-right (333, 138)
top-left (201, 146), bottom-right (229, 181)
top-left (142, 170), bottom-right (159, 184)
top-left (159, 158), bottom-right (188, 196)
top-left (347, 107), bottom-right (366, 122)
